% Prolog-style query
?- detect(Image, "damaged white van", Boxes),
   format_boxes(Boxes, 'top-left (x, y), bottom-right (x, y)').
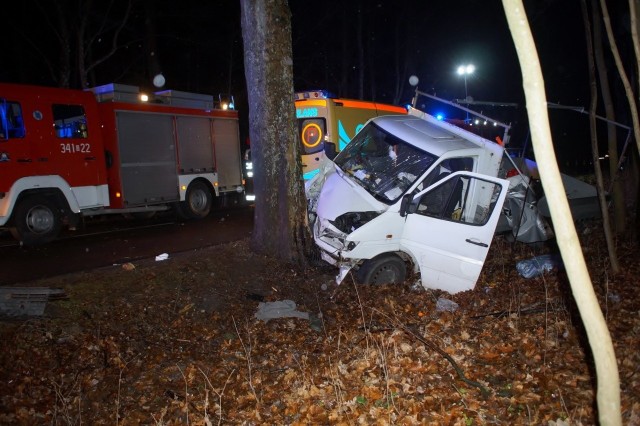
top-left (306, 107), bottom-right (510, 294)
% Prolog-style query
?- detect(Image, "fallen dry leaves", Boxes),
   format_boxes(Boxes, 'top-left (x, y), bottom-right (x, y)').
top-left (0, 222), bottom-right (639, 425)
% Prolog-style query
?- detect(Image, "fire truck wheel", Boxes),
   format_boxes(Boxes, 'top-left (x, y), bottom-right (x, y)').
top-left (356, 254), bottom-right (407, 285)
top-left (10, 195), bottom-right (62, 246)
top-left (178, 181), bottom-right (213, 220)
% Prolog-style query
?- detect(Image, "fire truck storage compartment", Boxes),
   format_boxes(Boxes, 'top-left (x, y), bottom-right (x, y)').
top-left (116, 112), bottom-right (179, 206)
top-left (175, 116), bottom-right (215, 173)
top-left (212, 118), bottom-right (243, 192)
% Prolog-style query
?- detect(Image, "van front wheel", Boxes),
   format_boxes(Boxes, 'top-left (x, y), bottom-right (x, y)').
top-left (356, 254), bottom-right (407, 285)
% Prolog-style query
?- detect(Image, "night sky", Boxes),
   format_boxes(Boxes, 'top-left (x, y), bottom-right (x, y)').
top-left (2, 0), bottom-right (631, 172)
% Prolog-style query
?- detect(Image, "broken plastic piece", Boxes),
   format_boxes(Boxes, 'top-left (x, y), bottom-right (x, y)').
top-left (516, 254), bottom-right (563, 278)
top-left (254, 300), bottom-right (309, 322)
top-left (436, 297), bottom-right (459, 312)
top-left (155, 253), bottom-right (169, 261)
top-left (0, 287), bottom-right (67, 317)
top-left (335, 265), bottom-right (352, 285)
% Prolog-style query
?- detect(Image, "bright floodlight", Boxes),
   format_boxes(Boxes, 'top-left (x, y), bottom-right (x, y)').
top-left (457, 64), bottom-right (475, 76)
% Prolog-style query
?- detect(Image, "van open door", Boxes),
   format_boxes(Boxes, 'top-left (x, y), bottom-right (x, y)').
top-left (400, 172), bottom-right (508, 294)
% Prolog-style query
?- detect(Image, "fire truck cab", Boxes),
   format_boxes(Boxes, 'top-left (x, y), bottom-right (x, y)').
top-left (0, 82), bottom-right (244, 245)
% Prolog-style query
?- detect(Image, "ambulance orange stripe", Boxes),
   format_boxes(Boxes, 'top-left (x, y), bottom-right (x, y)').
top-left (337, 100), bottom-right (406, 114)
top-left (375, 104), bottom-right (407, 114)
top-left (338, 100), bottom-right (378, 110)
top-left (295, 99), bottom-right (327, 107)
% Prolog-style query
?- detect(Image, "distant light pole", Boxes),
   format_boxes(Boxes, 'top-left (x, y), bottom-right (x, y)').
top-left (457, 64), bottom-right (475, 122)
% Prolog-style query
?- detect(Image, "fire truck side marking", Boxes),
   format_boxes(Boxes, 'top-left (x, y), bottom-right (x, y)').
top-left (60, 143), bottom-right (92, 154)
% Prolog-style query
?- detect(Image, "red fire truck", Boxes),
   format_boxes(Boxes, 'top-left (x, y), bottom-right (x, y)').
top-left (0, 82), bottom-right (245, 245)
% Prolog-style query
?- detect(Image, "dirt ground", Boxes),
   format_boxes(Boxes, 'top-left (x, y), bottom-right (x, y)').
top-left (0, 222), bottom-right (638, 425)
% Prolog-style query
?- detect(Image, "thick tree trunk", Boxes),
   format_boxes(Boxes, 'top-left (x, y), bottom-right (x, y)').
top-left (502, 2), bottom-right (621, 424)
top-left (240, 0), bottom-right (313, 265)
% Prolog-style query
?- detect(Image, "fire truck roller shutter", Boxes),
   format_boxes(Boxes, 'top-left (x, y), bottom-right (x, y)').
top-left (9, 192), bottom-right (66, 246)
top-left (174, 179), bottom-right (213, 220)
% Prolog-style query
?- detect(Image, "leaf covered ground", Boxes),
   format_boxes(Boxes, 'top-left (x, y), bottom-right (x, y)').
top-left (0, 222), bottom-right (639, 425)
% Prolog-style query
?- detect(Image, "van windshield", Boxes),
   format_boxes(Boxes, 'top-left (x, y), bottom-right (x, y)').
top-left (334, 123), bottom-right (437, 204)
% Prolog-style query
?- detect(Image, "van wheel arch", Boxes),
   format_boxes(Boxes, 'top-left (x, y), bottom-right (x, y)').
top-left (356, 253), bottom-right (408, 285)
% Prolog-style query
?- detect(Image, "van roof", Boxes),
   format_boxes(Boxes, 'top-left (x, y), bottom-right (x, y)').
top-left (371, 111), bottom-right (502, 158)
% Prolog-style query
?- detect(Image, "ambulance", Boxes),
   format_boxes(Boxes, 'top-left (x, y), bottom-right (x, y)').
top-left (294, 90), bottom-right (406, 180)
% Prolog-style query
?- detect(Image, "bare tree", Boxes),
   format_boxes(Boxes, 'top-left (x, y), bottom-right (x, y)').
top-left (392, 7), bottom-right (410, 106)
top-left (240, 0), bottom-right (313, 264)
top-left (631, 0), bottom-right (640, 85)
top-left (600, 0), bottom-right (640, 157)
top-left (501, 1), bottom-right (621, 424)
top-left (581, 0), bottom-right (620, 273)
top-left (628, 0), bottom-right (640, 241)
top-left (144, 0), bottom-right (162, 82)
top-left (53, 3), bottom-right (73, 88)
top-left (357, 0), bottom-right (365, 99)
top-left (76, 0), bottom-right (133, 88)
top-left (591, 0), bottom-right (627, 234)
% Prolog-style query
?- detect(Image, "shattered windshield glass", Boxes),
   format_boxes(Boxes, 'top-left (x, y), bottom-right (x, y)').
top-left (334, 122), bottom-right (438, 204)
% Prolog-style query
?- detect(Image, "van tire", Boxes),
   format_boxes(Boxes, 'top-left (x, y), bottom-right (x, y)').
top-left (10, 195), bottom-right (62, 246)
top-left (176, 181), bottom-right (212, 220)
top-left (357, 254), bottom-right (407, 285)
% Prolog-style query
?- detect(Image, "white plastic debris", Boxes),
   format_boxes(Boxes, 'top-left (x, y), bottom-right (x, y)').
top-left (155, 253), bottom-right (169, 261)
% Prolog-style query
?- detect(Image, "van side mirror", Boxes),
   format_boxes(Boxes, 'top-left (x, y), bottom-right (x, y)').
top-left (400, 193), bottom-right (413, 217)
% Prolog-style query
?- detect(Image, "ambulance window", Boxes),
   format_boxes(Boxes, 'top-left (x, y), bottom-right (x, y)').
top-left (299, 118), bottom-right (325, 155)
top-left (0, 101), bottom-right (25, 139)
top-left (52, 104), bottom-right (88, 139)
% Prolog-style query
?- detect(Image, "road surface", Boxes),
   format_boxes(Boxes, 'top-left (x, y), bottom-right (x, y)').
top-left (0, 206), bottom-right (253, 285)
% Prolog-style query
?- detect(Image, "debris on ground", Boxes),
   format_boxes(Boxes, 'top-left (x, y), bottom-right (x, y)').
top-left (0, 230), bottom-right (638, 424)
top-left (436, 297), bottom-right (460, 312)
top-left (516, 253), bottom-right (563, 278)
top-left (0, 287), bottom-right (67, 317)
top-left (155, 253), bottom-right (169, 261)
top-left (255, 299), bottom-right (309, 322)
